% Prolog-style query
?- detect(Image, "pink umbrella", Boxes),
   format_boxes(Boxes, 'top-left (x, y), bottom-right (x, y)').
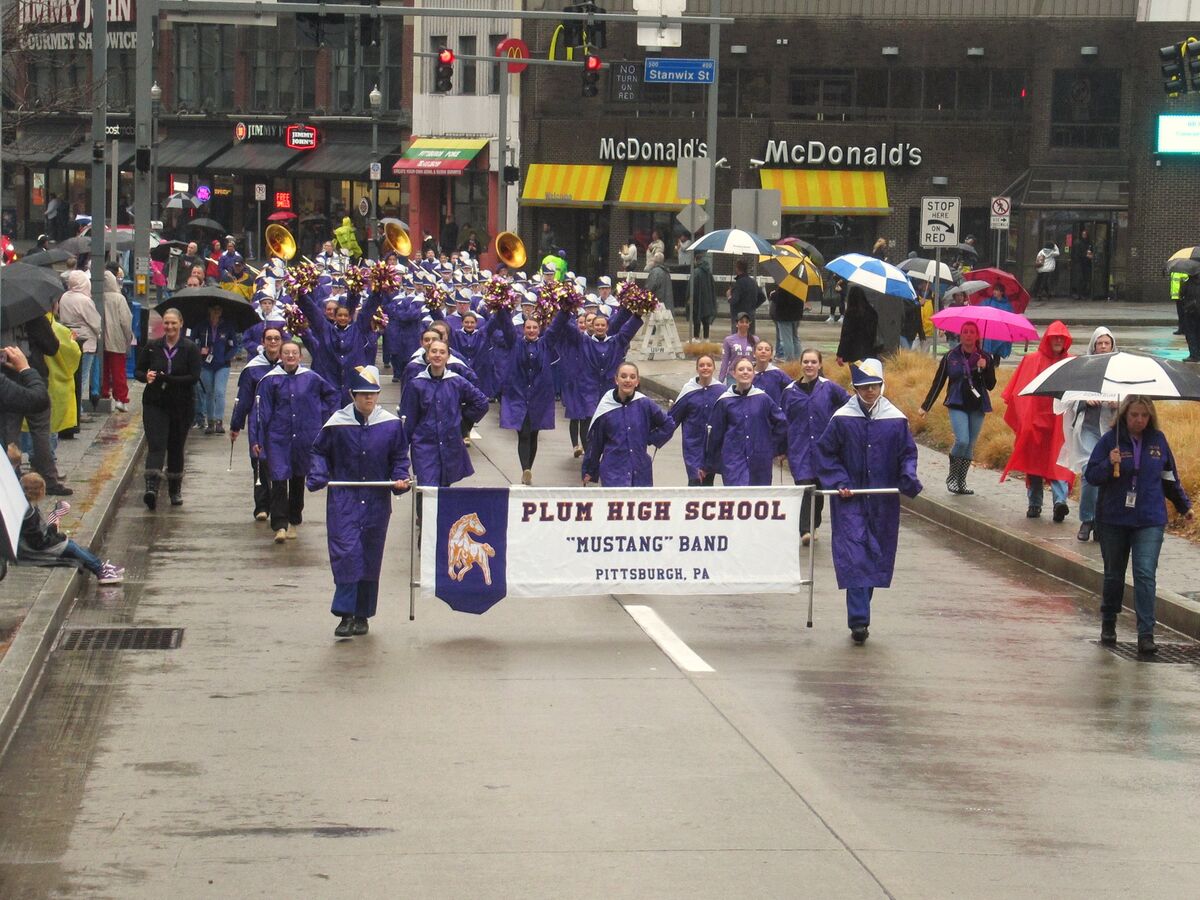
top-left (931, 304), bottom-right (1038, 344)
top-left (266, 211), bottom-right (297, 222)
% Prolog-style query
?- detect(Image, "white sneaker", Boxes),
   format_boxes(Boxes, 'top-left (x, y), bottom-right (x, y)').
top-left (254, 511), bottom-right (268, 522)
top-left (286, 524), bottom-right (297, 539)
top-left (521, 469), bottom-right (533, 485)
top-left (825, 316), bottom-right (836, 323)
top-left (97, 561), bottom-right (125, 585)
top-left (114, 402), bottom-right (128, 412)
top-left (274, 528), bottom-right (287, 544)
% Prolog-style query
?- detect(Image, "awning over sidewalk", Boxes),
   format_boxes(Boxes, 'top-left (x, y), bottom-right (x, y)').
top-left (520, 164), bottom-right (612, 207)
top-left (206, 141), bottom-right (305, 173)
top-left (2, 129), bottom-right (78, 166)
top-left (58, 141), bottom-right (135, 169)
top-left (290, 140), bottom-right (404, 178)
top-left (759, 169), bottom-right (890, 215)
top-left (393, 137), bottom-right (488, 176)
top-left (1005, 166), bottom-right (1129, 210)
top-left (154, 136), bottom-right (230, 170)
top-left (616, 166), bottom-right (706, 210)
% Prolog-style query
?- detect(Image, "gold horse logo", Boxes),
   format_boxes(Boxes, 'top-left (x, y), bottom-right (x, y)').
top-left (446, 512), bottom-right (495, 585)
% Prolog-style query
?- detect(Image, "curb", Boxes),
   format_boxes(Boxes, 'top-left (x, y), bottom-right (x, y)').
top-left (639, 374), bottom-right (1200, 640)
top-left (0, 415), bottom-right (146, 759)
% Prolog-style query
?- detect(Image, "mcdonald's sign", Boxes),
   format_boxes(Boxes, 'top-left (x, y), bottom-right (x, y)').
top-left (495, 37), bottom-right (530, 74)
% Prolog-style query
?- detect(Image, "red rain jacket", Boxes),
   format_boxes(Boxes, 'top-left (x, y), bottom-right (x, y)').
top-left (1000, 320), bottom-right (1076, 485)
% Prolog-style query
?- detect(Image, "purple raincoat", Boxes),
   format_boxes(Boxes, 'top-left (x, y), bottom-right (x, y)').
top-left (705, 386), bottom-right (787, 486)
top-left (307, 405), bottom-right (410, 583)
top-left (815, 396), bottom-right (922, 589)
top-left (242, 318), bottom-right (290, 355)
top-left (581, 390), bottom-right (675, 486)
top-left (450, 327), bottom-right (487, 369)
top-left (548, 310), bottom-right (643, 420)
top-left (487, 313), bottom-right (557, 431)
top-left (669, 378), bottom-right (726, 482)
top-left (251, 365), bottom-right (339, 481)
top-left (229, 351), bottom-right (279, 458)
top-left (781, 377), bottom-right (851, 481)
top-left (752, 365), bottom-right (791, 404)
top-left (398, 368), bottom-right (489, 486)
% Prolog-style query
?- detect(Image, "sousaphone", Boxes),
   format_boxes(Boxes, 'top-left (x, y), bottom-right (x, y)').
top-left (264, 223), bottom-right (298, 262)
top-left (382, 220), bottom-right (412, 257)
top-left (494, 231), bottom-right (527, 269)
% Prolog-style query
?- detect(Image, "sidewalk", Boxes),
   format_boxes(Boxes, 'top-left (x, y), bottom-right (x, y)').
top-left (636, 357), bottom-right (1200, 640)
top-left (0, 389), bottom-right (145, 752)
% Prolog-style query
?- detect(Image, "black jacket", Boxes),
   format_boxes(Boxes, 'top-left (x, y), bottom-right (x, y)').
top-left (836, 296), bottom-right (882, 362)
top-left (136, 337), bottom-right (202, 410)
top-left (768, 288), bottom-right (805, 323)
top-left (0, 367), bottom-right (51, 417)
top-left (730, 273), bottom-right (765, 318)
top-left (23, 316), bottom-right (60, 379)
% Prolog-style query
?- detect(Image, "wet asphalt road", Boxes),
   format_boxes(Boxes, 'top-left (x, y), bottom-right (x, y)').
top-left (0, 378), bottom-right (1198, 899)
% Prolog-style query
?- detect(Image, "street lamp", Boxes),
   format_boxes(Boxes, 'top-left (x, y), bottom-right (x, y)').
top-left (149, 82), bottom-right (162, 221)
top-left (369, 83), bottom-right (382, 259)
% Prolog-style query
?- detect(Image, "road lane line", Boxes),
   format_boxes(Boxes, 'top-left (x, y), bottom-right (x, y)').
top-left (623, 605), bottom-right (715, 673)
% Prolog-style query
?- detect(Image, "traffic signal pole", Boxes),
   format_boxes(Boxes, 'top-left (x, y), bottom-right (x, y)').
top-left (134, 1), bottom-right (734, 289)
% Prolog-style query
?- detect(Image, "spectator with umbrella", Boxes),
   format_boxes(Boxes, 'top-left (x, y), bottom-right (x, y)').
top-left (188, 302), bottom-right (240, 435)
top-left (978, 283), bottom-right (1016, 359)
top-left (135, 308), bottom-right (202, 509)
top-left (727, 258), bottom-right (766, 335)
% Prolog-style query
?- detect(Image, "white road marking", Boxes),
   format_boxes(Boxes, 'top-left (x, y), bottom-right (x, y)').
top-left (623, 605), bottom-right (715, 673)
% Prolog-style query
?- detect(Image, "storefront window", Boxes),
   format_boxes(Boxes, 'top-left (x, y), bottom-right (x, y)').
top-left (488, 34), bottom-right (507, 94)
top-left (781, 215), bottom-right (877, 263)
top-left (1050, 69), bottom-right (1121, 150)
top-left (459, 36), bottom-right (477, 95)
top-left (175, 24), bottom-right (236, 112)
top-left (451, 171), bottom-right (490, 249)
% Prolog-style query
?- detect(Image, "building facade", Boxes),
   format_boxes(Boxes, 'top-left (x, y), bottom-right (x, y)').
top-left (516, 1), bottom-right (1200, 301)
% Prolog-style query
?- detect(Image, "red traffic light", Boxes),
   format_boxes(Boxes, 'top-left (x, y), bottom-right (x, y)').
top-left (585, 54), bottom-right (602, 71)
top-left (438, 47), bottom-right (455, 65)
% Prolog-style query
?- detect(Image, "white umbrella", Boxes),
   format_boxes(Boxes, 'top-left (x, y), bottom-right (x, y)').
top-left (898, 257), bottom-right (955, 283)
top-left (826, 253), bottom-right (917, 302)
top-left (685, 228), bottom-right (775, 256)
top-left (942, 279), bottom-right (990, 300)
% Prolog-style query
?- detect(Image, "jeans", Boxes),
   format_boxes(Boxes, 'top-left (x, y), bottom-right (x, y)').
top-left (1027, 476), bottom-right (1068, 510)
top-left (773, 319), bottom-right (799, 360)
top-left (1079, 482), bottom-right (1099, 524)
top-left (199, 366), bottom-right (230, 423)
top-left (948, 408), bottom-right (985, 458)
top-left (1096, 523), bottom-right (1164, 636)
top-left (846, 586), bottom-right (875, 628)
top-left (78, 351), bottom-right (97, 408)
top-left (3, 406), bottom-right (62, 483)
top-left (61, 539), bottom-right (103, 575)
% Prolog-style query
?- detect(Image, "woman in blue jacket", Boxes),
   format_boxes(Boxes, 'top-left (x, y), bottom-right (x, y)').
top-left (781, 348), bottom-right (850, 544)
top-left (582, 363), bottom-right (675, 487)
top-left (669, 354), bottom-right (725, 486)
top-left (488, 310), bottom-right (557, 485)
top-left (1085, 396), bottom-right (1192, 655)
top-left (702, 357), bottom-right (787, 486)
top-left (919, 320), bottom-right (997, 495)
top-left (398, 339), bottom-right (489, 487)
top-left (190, 303), bottom-right (240, 434)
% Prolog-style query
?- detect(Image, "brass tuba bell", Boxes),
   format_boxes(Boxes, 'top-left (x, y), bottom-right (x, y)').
top-left (494, 231), bottom-right (527, 269)
top-left (264, 224), bottom-right (297, 261)
top-left (382, 221), bottom-right (412, 257)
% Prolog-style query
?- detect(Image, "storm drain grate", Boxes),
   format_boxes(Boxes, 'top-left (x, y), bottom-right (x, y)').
top-left (57, 627), bottom-right (184, 651)
top-left (1095, 641), bottom-right (1200, 664)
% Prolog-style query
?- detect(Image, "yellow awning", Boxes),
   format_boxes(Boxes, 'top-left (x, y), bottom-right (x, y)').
top-left (521, 164), bottom-right (612, 207)
top-left (617, 166), bottom-right (707, 209)
top-left (759, 169), bottom-right (891, 215)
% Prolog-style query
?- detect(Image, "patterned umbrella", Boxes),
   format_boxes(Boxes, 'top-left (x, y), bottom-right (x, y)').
top-left (163, 192), bottom-right (201, 211)
top-left (757, 245), bottom-right (823, 302)
top-left (1020, 351), bottom-right (1200, 401)
top-left (825, 253), bottom-right (917, 302)
top-left (685, 228), bottom-right (775, 256)
top-left (898, 256), bottom-right (955, 283)
top-left (1168, 245), bottom-right (1200, 263)
top-left (775, 236), bottom-right (824, 267)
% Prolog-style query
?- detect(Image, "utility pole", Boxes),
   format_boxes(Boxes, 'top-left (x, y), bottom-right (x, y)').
top-left (706, 0), bottom-right (719, 231)
top-left (90, 0), bottom-right (108, 363)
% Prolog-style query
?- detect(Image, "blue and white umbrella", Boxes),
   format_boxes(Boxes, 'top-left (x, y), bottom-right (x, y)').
top-left (684, 228), bottom-right (775, 257)
top-left (826, 253), bottom-right (918, 302)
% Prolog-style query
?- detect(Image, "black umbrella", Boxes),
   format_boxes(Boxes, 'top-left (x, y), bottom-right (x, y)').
top-left (300, 214), bottom-right (328, 226)
top-left (0, 262), bottom-right (64, 329)
top-left (187, 217), bottom-right (226, 233)
top-left (150, 240), bottom-right (188, 263)
top-left (949, 242), bottom-right (980, 259)
top-left (156, 286), bottom-right (260, 332)
top-left (1168, 258), bottom-right (1200, 276)
top-left (1020, 351), bottom-right (1200, 401)
top-left (19, 249), bottom-right (73, 267)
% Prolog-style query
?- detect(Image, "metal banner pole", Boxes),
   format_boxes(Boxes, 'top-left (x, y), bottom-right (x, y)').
top-left (932, 246), bottom-right (942, 355)
top-left (409, 486), bottom-right (421, 621)
top-left (705, 0), bottom-right (720, 226)
top-left (806, 485), bottom-right (817, 628)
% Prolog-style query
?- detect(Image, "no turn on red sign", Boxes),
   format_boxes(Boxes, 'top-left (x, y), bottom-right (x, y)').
top-left (990, 195), bottom-right (1011, 230)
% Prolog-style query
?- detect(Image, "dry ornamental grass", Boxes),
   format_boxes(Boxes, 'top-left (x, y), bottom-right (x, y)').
top-left (798, 351), bottom-right (1200, 542)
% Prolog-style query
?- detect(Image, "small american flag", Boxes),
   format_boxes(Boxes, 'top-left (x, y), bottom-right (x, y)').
top-left (46, 500), bottom-right (70, 528)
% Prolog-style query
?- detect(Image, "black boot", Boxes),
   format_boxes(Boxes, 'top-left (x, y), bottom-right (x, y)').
top-left (334, 616), bottom-right (354, 637)
top-left (945, 455), bottom-right (958, 493)
top-left (167, 473), bottom-right (183, 506)
top-left (143, 472), bottom-right (160, 511)
top-left (1100, 619), bottom-right (1117, 645)
top-left (1137, 634), bottom-right (1158, 656)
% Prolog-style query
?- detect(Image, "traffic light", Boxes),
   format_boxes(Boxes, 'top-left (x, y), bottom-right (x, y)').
top-left (582, 54), bottom-right (601, 98)
top-left (1186, 39), bottom-right (1200, 91)
top-left (435, 47), bottom-right (455, 93)
top-left (503, 165), bottom-right (520, 185)
top-left (1161, 42), bottom-right (1187, 96)
top-left (562, 4), bottom-right (606, 50)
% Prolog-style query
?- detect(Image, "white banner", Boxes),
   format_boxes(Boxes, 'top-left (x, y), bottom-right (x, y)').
top-left (419, 487), bottom-right (804, 612)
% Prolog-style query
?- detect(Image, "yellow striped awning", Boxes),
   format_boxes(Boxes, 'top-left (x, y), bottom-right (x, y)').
top-left (759, 169), bottom-right (891, 215)
top-left (617, 166), bottom-right (707, 210)
top-left (521, 164), bottom-right (612, 207)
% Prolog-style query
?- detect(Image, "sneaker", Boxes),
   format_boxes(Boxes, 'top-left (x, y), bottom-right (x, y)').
top-left (801, 532), bottom-right (812, 547)
top-left (1026, 506), bottom-right (1042, 518)
top-left (521, 469), bottom-right (533, 486)
top-left (463, 437), bottom-right (472, 447)
top-left (214, 421), bottom-right (225, 434)
top-left (114, 401), bottom-right (128, 412)
top-left (850, 625), bottom-right (869, 645)
top-left (274, 528), bottom-right (288, 544)
top-left (97, 562), bottom-right (125, 585)
top-left (46, 482), bottom-right (73, 497)
top-left (204, 422), bottom-right (215, 435)
top-left (1053, 502), bottom-right (1069, 523)
top-left (352, 616), bottom-right (370, 635)
top-left (825, 316), bottom-right (836, 323)
top-left (573, 445), bottom-right (584, 459)
top-left (254, 511), bottom-right (268, 522)
top-left (286, 524), bottom-right (298, 539)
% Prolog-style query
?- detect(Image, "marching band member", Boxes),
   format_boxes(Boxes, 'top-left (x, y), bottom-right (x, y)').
top-left (581, 363), bottom-right (674, 487)
top-left (398, 339), bottom-right (489, 487)
top-left (702, 357), bottom-right (787, 487)
top-left (251, 341), bottom-right (339, 544)
top-left (815, 358), bottom-right (923, 645)
top-left (242, 294), bottom-right (290, 356)
top-left (229, 326), bottom-right (284, 521)
top-left (669, 354), bottom-right (725, 486)
top-left (781, 348), bottom-right (850, 545)
top-left (401, 329), bottom-right (478, 388)
top-left (307, 366), bottom-right (411, 638)
top-left (487, 308), bottom-right (557, 486)
top-left (549, 305), bottom-right (643, 459)
top-left (449, 312), bottom-right (485, 369)
top-left (751, 339), bottom-right (791, 404)
top-left (295, 288), bottom-right (382, 398)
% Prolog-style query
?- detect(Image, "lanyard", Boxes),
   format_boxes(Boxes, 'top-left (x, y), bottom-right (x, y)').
top-left (1130, 435), bottom-right (1142, 492)
top-left (162, 344), bottom-right (178, 375)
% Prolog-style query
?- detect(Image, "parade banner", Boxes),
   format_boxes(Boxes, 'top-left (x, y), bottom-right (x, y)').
top-left (420, 487), bottom-right (804, 614)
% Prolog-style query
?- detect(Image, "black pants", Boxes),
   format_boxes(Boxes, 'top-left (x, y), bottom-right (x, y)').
top-left (569, 417), bottom-right (591, 450)
top-left (796, 478), bottom-right (824, 533)
top-left (270, 476), bottom-right (305, 530)
top-left (1182, 303), bottom-right (1200, 360)
top-left (688, 473), bottom-right (716, 486)
top-left (517, 423), bottom-right (540, 471)
top-left (2, 406), bottom-right (62, 483)
top-left (1032, 271), bottom-right (1052, 299)
top-left (251, 458), bottom-right (272, 516)
top-left (143, 403), bottom-right (191, 473)
top-left (691, 315), bottom-right (711, 340)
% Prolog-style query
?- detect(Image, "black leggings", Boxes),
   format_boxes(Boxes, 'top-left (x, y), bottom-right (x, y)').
top-left (144, 403), bottom-right (191, 474)
top-left (270, 476), bottom-right (305, 530)
top-left (796, 478), bottom-right (824, 533)
top-left (691, 318), bottom-right (711, 340)
top-left (568, 417), bottom-right (591, 450)
top-left (688, 473), bottom-right (716, 486)
top-left (517, 424), bottom-right (540, 471)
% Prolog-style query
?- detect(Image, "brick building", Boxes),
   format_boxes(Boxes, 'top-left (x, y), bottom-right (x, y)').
top-left (516, 1), bottom-right (1200, 302)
